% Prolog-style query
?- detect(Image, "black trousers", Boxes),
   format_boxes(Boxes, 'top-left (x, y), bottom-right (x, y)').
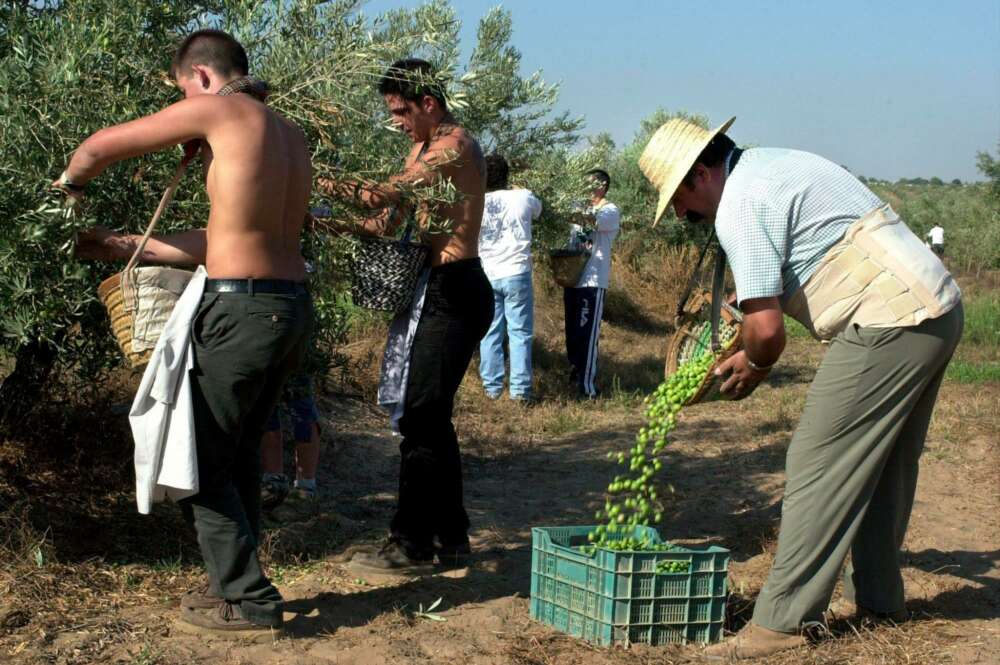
top-left (182, 290), bottom-right (313, 626)
top-left (390, 258), bottom-right (493, 556)
top-left (563, 286), bottom-right (605, 396)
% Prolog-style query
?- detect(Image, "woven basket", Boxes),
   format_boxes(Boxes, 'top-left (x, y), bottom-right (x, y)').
top-left (98, 267), bottom-right (193, 368)
top-left (664, 293), bottom-right (743, 405)
top-left (350, 235), bottom-right (429, 313)
top-left (549, 248), bottom-right (591, 288)
top-left (97, 159), bottom-right (192, 369)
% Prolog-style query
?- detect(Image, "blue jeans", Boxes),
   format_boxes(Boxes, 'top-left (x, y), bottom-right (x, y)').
top-left (479, 272), bottom-right (534, 397)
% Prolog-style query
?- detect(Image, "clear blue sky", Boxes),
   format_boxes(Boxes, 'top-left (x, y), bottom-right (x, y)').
top-left (363, 0), bottom-right (999, 182)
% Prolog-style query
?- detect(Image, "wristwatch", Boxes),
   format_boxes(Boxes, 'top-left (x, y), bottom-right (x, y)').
top-left (57, 171), bottom-right (86, 193)
top-left (746, 355), bottom-right (774, 372)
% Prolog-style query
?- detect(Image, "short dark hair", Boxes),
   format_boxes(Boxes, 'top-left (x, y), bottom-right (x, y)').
top-left (378, 58), bottom-right (447, 109)
top-left (171, 29), bottom-right (248, 80)
top-left (485, 154), bottom-right (510, 191)
top-left (681, 133), bottom-right (736, 188)
top-left (587, 169), bottom-right (611, 194)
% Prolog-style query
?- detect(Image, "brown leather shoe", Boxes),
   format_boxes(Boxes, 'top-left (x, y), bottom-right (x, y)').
top-left (175, 602), bottom-right (283, 642)
top-left (702, 622), bottom-right (806, 661)
top-left (826, 598), bottom-right (909, 624)
top-left (179, 583), bottom-right (222, 610)
top-left (347, 539), bottom-right (435, 578)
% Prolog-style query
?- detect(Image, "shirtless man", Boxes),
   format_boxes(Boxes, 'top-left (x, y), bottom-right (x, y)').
top-left (65, 30), bottom-right (313, 638)
top-left (318, 58), bottom-right (493, 574)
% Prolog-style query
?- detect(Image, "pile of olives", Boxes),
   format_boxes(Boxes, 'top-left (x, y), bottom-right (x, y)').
top-left (655, 559), bottom-right (691, 574)
top-left (579, 351), bottom-right (719, 557)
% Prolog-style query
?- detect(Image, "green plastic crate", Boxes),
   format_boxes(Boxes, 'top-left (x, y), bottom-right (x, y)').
top-left (530, 525), bottom-right (729, 646)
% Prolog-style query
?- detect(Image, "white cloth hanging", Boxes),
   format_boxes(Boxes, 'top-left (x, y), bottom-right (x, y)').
top-left (129, 266), bottom-right (207, 514)
top-left (377, 268), bottom-right (431, 434)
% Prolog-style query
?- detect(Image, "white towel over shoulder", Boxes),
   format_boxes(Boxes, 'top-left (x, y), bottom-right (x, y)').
top-left (129, 266), bottom-right (207, 514)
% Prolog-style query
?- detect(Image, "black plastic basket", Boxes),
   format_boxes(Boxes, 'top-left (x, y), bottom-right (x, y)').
top-left (549, 247), bottom-right (591, 288)
top-left (350, 235), bottom-right (429, 313)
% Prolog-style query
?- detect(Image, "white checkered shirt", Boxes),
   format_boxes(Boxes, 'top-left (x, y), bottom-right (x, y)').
top-left (715, 148), bottom-right (883, 306)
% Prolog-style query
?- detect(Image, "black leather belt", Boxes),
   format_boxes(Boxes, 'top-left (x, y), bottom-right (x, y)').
top-left (205, 278), bottom-right (308, 295)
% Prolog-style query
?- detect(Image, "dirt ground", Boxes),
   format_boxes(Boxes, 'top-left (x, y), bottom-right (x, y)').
top-left (1, 266), bottom-right (997, 665)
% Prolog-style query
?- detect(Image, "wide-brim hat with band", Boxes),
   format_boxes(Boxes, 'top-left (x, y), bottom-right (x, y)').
top-left (639, 116), bottom-right (736, 224)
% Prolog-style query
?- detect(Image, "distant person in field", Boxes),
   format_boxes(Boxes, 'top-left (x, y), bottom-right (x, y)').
top-left (563, 169), bottom-right (620, 399)
top-left (927, 224), bottom-right (945, 256)
top-left (477, 154), bottom-right (542, 402)
top-left (317, 58), bottom-right (492, 575)
top-left (260, 372), bottom-right (322, 512)
top-left (68, 29), bottom-right (313, 639)
top-left (640, 116), bottom-right (962, 659)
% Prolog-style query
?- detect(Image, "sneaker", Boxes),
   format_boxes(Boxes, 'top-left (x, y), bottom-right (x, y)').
top-left (180, 582), bottom-right (222, 610)
top-left (269, 486), bottom-right (319, 523)
top-left (176, 602), bottom-right (283, 642)
top-left (485, 391), bottom-right (502, 400)
top-left (261, 473), bottom-right (290, 512)
top-left (291, 485), bottom-right (318, 501)
top-left (702, 621), bottom-right (806, 660)
top-left (510, 394), bottom-right (536, 406)
top-left (347, 539), bottom-right (435, 577)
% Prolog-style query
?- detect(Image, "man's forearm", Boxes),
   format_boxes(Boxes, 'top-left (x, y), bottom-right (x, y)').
top-left (312, 207), bottom-right (403, 238)
top-left (63, 137), bottom-right (107, 186)
top-left (63, 128), bottom-right (132, 185)
top-left (114, 229), bottom-right (207, 265)
top-left (740, 299), bottom-right (786, 368)
top-left (743, 321), bottom-right (785, 367)
top-left (317, 177), bottom-right (402, 210)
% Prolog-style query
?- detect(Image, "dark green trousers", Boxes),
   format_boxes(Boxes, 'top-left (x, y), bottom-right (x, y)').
top-left (752, 303), bottom-right (963, 633)
top-left (182, 290), bottom-right (313, 627)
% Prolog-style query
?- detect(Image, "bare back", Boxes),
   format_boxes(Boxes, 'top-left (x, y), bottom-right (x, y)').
top-left (201, 94), bottom-right (311, 280)
top-left (406, 124), bottom-right (485, 266)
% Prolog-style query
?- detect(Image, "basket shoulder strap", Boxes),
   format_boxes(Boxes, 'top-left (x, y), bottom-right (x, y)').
top-left (675, 229), bottom-right (717, 319)
top-left (123, 159), bottom-right (190, 274)
top-left (710, 248), bottom-right (727, 351)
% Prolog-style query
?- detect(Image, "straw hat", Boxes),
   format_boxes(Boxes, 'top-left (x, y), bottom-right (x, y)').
top-left (639, 116), bottom-right (736, 224)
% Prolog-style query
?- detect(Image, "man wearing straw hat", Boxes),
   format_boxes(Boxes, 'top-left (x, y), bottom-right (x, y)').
top-left (639, 117), bottom-right (963, 659)
top-left (65, 30), bottom-right (313, 639)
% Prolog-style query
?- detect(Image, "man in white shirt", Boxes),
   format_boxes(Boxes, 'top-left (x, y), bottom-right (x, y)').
top-left (477, 154), bottom-right (542, 401)
top-left (927, 224), bottom-right (945, 256)
top-left (564, 169), bottom-right (621, 398)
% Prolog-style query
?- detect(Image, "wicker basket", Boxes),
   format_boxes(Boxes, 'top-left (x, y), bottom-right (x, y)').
top-left (97, 159), bottom-right (192, 369)
top-left (350, 235), bottom-right (430, 313)
top-left (664, 292), bottom-right (743, 405)
top-left (98, 267), bottom-right (193, 368)
top-left (549, 248), bottom-right (591, 288)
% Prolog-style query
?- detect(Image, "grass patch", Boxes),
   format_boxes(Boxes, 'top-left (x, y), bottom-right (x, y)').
top-left (783, 316), bottom-right (813, 339)
top-left (962, 294), bottom-right (1000, 347)
top-left (946, 360), bottom-right (1000, 384)
top-left (543, 408), bottom-right (587, 436)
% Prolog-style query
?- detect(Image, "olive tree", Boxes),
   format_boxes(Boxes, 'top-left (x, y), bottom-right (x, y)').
top-left (0, 0), bottom-right (585, 430)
